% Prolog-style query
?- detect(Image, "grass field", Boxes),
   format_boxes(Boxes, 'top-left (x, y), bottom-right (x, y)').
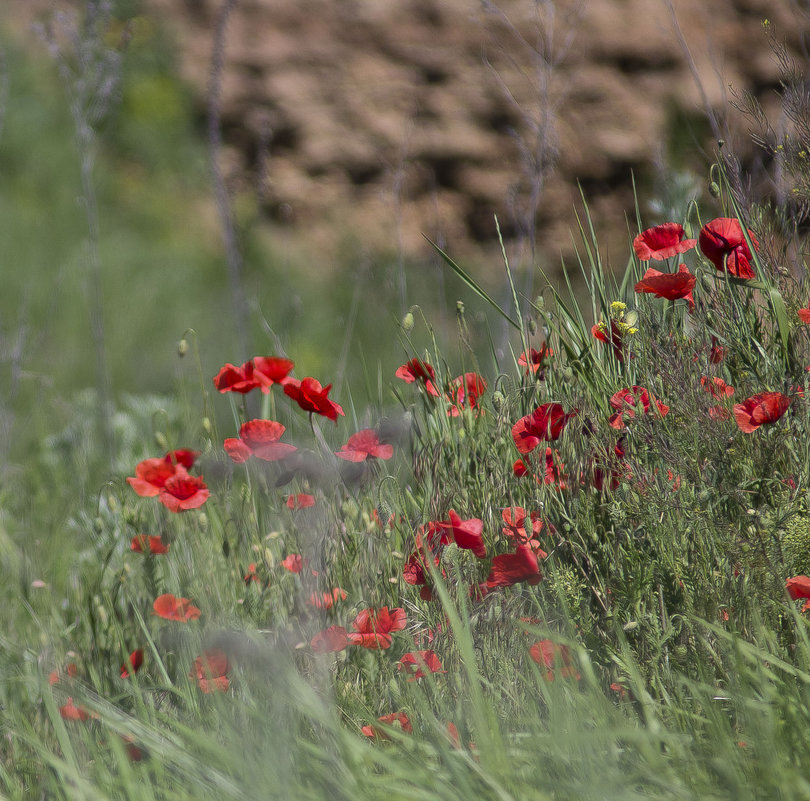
top-left (3, 5), bottom-right (810, 800)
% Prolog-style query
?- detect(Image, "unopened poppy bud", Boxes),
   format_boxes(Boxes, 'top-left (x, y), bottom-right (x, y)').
top-left (709, 181), bottom-right (720, 198)
top-left (534, 295), bottom-right (544, 310)
top-left (198, 512), bottom-right (208, 530)
top-left (154, 431), bottom-right (168, 450)
top-left (94, 516), bottom-right (104, 533)
top-left (178, 338), bottom-right (188, 357)
top-left (401, 312), bottom-right (414, 332)
top-left (491, 391), bottom-right (504, 413)
top-left (202, 417), bottom-right (212, 434)
top-left (528, 319), bottom-right (538, 336)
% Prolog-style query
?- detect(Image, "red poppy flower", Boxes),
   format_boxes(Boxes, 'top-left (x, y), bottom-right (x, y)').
top-left (243, 563), bottom-right (260, 584)
top-left (518, 344), bottom-right (554, 374)
top-left (501, 508), bottom-right (546, 556)
top-left (361, 712), bottom-right (412, 739)
top-left (512, 403), bottom-right (577, 455)
top-left (634, 264), bottom-right (696, 310)
top-left (307, 587), bottom-right (347, 609)
top-left (699, 217), bottom-right (759, 279)
top-left (224, 419), bottom-right (298, 463)
top-left (152, 593), bottom-right (201, 622)
top-left (252, 356), bottom-right (295, 389)
top-left (59, 697), bottom-right (95, 721)
top-left (395, 359), bottom-right (440, 396)
top-left (733, 391), bottom-right (791, 433)
top-left (799, 308), bottom-right (810, 324)
top-left (446, 373), bottom-right (487, 416)
top-left (786, 575), bottom-right (810, 612)
top-left (158, 472), bottom-right (209, 512)
top-left (501, 507), bottom-right (544, 546)
top-left (335, 429), bottom-right (393, 462)
top-left (214, 357), bottom-right (294, 394)
top-left (284, 377), bottom-right (344, 421)
top-left (398, 650), bottom-right (446, 681)
top-left (286, 493), bottom-right (316, 509)
top-left (311, 625), bottom-right (350, 653)
top-left (213, 361), bottom-right (261, 394)
top-left (592, 320), bottom-right (630, 362)
top-left (130, 534), bottom-right (170, 555)
top-left (191, 649), bottom-right (230, 693)
top-left (609, 386), bottom-right (669, 430)
top-left (281, 554), bottom-right (305, 573)
top-left (589, 438), bottom-right (629, 492)
top-left (121, 735), bottom-right (147, 762)
top-left (347, 607), bottom-right (407, 650)
top-left (529, 639), bottom-right (581, 681)
top-left (633, 223), bottom-right (697, 261)
top-left (432, 510), bottom-right (487, 558)
top-left (403, 533), bottom-right (443, 597)
top-left (513, 459), bottom-right (529, 477)
top-left (486, 545), bottom-right (543, 588)
top-left (709, 336), bottom-right (727, 364)
top-left (701, 376), bottom-right (735, 399)
top-left (120, 649), bottom-right (144, 679)
top-left (126, 457), bottom-right (178, 497)
top-left (49, 663), bottom-right (78, 686)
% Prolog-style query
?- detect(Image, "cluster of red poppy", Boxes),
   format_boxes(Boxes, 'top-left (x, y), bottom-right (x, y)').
top-left (310, 606), bottom-right (407, 652)
top-left (126, 449), bottom-right (209, 512)
top-left (396, 360), bottom-right (488, 416)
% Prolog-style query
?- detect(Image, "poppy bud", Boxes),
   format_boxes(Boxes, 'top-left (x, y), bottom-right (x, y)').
top-left (528, 319), bottom-right (538, 336)
top-left (198, 513), bottom-right (208, 530)
top-left (709, 181), bottom-right (720, 198)
top-left (491, 391), bottom-right (504, 413)
top-left (154, 431), bottom-right (168, 450)
top-left (178, 338), bottom-right (188, 357)
top-left (94, 516), bottom-right (105, 533)
top-left (202, 417), bottom-right (212, 434)
top-left (401, 312), bottom-right (414, 332)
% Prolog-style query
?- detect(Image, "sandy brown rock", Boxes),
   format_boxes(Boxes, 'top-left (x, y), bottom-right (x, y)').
top-left (12, 0), bottom-right (810, 268)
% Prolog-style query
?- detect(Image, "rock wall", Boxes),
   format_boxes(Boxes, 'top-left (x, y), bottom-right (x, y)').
top-left (18, 0), bottom-right (810, 265)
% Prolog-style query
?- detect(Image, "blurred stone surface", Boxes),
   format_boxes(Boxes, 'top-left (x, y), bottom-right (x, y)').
top-left (11, 0), bottom-right (810, 266)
